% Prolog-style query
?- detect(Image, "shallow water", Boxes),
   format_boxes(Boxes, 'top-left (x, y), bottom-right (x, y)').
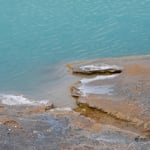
top-left (0, 0), bottom-right (150, 105)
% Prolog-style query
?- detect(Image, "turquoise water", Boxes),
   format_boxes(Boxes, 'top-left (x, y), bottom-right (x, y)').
top-left (0, 0), bottom-right (150, 104)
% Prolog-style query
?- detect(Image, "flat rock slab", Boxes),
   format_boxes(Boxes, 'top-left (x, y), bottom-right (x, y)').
top-left (69, 55), bottom-right (150, 137)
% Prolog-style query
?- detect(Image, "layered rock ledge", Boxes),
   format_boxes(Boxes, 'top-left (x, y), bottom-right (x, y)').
top-left (68, 55), bottom-right (150, 140)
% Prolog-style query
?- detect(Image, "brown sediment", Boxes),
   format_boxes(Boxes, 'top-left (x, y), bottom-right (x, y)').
top-left (0, 105), bottom-right (4, 112)
top-left (3, 120), bottom-right (20, 128)
top-left (0, 115), bottom-right (12, 124)
top-left (18, 104), bottom-right (55, 115)
top-left (0, 115), bottom-right (22, 130)
top-left (124, 63), bottom-right (150, 76)
top-left (74, 102), bottom-right (150, 138)
top-left (76, 96), bottom-right (145, 123)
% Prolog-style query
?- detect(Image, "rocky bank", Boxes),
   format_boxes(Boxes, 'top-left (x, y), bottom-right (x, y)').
top-left (0, 55), bottom-right (150, 150)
